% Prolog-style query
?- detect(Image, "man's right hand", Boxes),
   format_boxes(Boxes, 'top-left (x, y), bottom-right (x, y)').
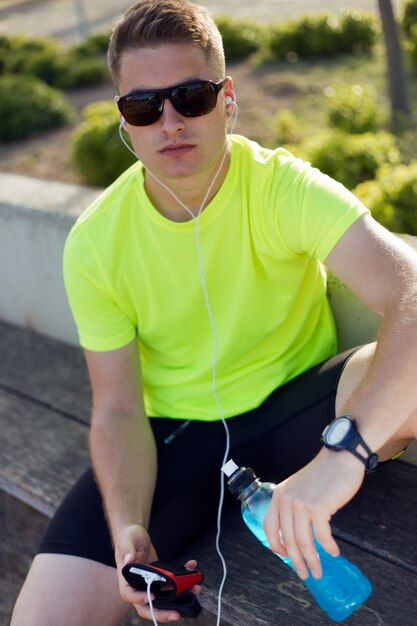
top-left (115, 523), bottom-right (160, 621)
top-left (115, 524), bottom-right (201, 622)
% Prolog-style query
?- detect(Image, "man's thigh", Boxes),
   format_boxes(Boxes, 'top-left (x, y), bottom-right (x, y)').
top-left (11, 554), bottom-right (128, 626)
top-left (336, 342), bottom-right (414, 460)
top-left (229, 347), bottom-right (361, 484)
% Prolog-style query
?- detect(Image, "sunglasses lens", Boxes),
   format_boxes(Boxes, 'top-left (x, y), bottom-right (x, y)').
top-left (174, 82), bottom-right (217, 117)
top-left (120, 93), bottom-right (162, 126)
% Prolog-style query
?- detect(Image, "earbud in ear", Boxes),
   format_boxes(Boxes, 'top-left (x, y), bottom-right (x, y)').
top-left (225, 96), bottom-right (234, 106)
top-left (120, 115), bottom-right (126, 127)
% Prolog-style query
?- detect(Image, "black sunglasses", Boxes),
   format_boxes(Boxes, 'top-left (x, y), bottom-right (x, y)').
top-left (116, 79), bottom-right (225, 127)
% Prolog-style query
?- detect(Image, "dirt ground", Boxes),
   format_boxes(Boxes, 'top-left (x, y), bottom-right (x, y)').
top-left (0, 60), bottom-right (300, 187)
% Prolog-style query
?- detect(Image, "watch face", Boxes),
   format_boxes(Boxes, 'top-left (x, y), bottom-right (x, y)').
top-left (327, 417), bottom-right (351, 445)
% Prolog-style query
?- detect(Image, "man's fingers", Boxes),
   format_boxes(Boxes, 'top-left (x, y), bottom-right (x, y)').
top-left (313, 518), bottom-right (340, 558)
top-left (293, 509), bottom-right (321, 579)
top-left (277, 498), bottom-right (309, 580)
top-left (135, 603), bottom-right (181, 623)
top-left (263, 494), bottom-right (288, 557)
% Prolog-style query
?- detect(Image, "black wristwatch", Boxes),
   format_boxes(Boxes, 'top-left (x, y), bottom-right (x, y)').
top-left (321, 415), bottom-right (379, 472)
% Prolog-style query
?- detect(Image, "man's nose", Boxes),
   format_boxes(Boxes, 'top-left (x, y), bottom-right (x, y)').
top-left (159, 98), bottom-right (186, 134)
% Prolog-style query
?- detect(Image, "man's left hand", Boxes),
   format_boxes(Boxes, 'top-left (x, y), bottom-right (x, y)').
top-left (263, 448), bottom-right (365, 580)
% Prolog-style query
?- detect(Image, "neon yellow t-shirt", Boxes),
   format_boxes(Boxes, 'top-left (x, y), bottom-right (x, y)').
top-left (63, 135), bottom-right (369, 420)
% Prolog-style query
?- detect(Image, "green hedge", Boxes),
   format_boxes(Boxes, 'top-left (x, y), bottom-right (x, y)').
top-left (293, 130), bottom-right (401, 190)
top-left (215, 15), bottom-right (262, 60)
top-left (70, 31), bottom-right (111, 59)
top-left (267, 11), bottom-right (377, 62)
top-left (354, 161), bottom-right (417, 234)
top-left (0, 74), bottom-right (74, 142)
top-left (0, 33), bottom-right (109, 89)
top-left (402, 0), bottom-right (417, 37)
top-left (326, 84), bottom-right (383, 134)
top-left (405, 25), bottom-right (417, 70)
top-left (0, 34), bottom-right (58, 75)
top-left (71, 101), bottom-right (136, 187)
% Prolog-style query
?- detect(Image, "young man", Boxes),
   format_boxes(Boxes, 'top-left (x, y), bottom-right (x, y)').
top-left (12, 1), bottom-right (417, 624)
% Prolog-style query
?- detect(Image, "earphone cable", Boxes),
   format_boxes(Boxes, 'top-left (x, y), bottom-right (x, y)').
top-left (147, 580), bottom-right (159, 626)
top-left (119, 102), bottom-right (238, 626)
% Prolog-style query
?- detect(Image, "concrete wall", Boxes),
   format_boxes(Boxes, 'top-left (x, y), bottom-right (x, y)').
top-left (0, 173), bottom-right (100, 345)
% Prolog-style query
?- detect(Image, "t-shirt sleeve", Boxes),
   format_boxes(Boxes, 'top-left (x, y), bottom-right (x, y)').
top-left (63, 229), bottom-right (136, 352)
top-left (274, 153), bottom-right (370, 261)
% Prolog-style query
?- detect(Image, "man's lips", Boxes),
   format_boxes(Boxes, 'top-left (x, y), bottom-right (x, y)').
top-left (158, 143), bottom-right (196, 155)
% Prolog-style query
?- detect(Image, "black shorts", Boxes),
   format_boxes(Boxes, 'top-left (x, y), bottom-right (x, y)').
top-left (38, 347), bottom-right (359, 567)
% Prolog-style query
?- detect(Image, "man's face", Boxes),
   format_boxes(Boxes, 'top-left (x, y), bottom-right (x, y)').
top-left (117, 44), bottom-right (234, 185)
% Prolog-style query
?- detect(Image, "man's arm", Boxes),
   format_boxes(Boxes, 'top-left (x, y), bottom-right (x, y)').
top-left (86, 340), bottom-right (156, 547)
top-left (85, 340), bottom-right (177, 621)
top-left (264, 214), bottom-right (417, 578)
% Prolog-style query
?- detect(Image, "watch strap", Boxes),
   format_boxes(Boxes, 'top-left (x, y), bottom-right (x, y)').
top-left (323, 415), bottom-right (379, 472)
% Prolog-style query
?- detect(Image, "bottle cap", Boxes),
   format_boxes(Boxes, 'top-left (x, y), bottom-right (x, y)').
top-left (221, 459), bottom-right (239, 478)
top-left (221, 459), bottom-right (258, 498)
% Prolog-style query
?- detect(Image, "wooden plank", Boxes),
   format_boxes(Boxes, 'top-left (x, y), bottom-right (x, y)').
top-left (0, 389), bottom-right (89, 516)
top-left (180, 506), bottom-right (417, 626)
top-left (332, 460), bottom-right (417, 573)
top-left (0, 319), bottom-right (91, 422)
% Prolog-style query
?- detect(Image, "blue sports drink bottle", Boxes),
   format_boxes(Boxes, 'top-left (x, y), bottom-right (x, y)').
top-left (222, 460), bottom-right (372, 623)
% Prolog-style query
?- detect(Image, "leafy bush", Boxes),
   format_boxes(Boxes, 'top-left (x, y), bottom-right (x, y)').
top-left (0, 74), bottom-right (74, 142)
top-left (297, 130), bottom-right (401, 189)
top-left (0, 33), bottom-right (108, 88)
top-left (325, 84), bottom-right (382, 133)
top-left (55, 55), bottom-right (109, 89)
top-left (405, 25), bottom-right (417, 70)
top-left (216, 15), bottom-right (262, 60)
top-left (267, 11), bottom-right (377, 61)
top-left (0, 34), bottom-right (58, 76)
top-left (24, 49), bottom-right (108, 88)
top-left (402, 0), bottom-right (417, 37)
top-left (274, 110), bottom-right (302, 144)
top-left (69, 31), bottom-right (111, 59)
top-left (0, 35), bottom-right (12, 73)
top-left (354, 161), bottom-right (417, 234)
top-left (338, 11), bottom-right (378, 54)
top-left (71, 101), bottom-right (136, 187)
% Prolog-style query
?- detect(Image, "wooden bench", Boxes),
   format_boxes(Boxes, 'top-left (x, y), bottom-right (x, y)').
top-left (1, 318), bottom-right (417, 625)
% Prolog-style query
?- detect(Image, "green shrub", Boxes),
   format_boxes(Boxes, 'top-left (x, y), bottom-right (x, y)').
top-left (0, 34), bottom-right (58, 75)
top-left (216, 15), bottom-right (262, 60)
top-left (69, 31), bottom-right (111, 59)
top-left (25, 50), bottom-right (108, 88)
top-left (268, 14), bottom-right (340, 61)
top-left (297, 130), bottom-right (401, 189)
top-left (402, 0), bottom-right (417, 37)
top-left (274, 110), bottom-right (302, 144)
top-left (56, 55), bottom-right (109, 89)
top-left (354, 161), bottom-right (417, 234)
top-left (338, 11), bottom-right (378, 54)
top-left (71, 101), bottom-right (136, 187)
top-left (267, 11), bottom-right (377, 61)
top-left (0, 74), bottom-right (74, 142)
top-left (0, 33), bottom-right (109, 88)
top-left (0, 34), bottom-right (12, 74)
top-left (326, 84), bottom-right (382, 133)
top-left (406, 25), bottom-right (417, 70)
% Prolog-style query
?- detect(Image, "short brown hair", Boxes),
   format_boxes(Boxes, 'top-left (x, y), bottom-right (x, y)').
top-left (107, 0), bottom-right (225, 88)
